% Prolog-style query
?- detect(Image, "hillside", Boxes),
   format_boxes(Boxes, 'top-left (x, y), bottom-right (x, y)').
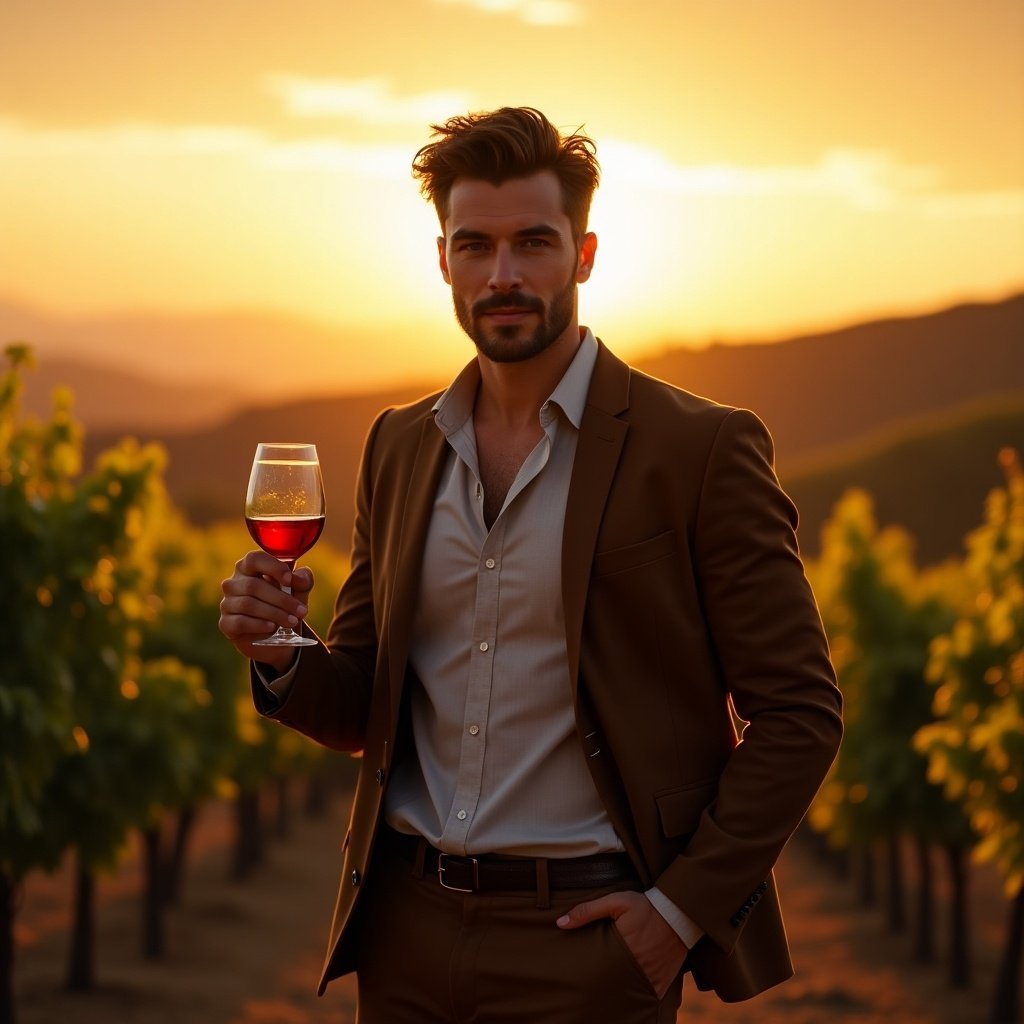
top-left (0, 299), bottom-right (446, 407)
top-left (785, 392), bottom-right (1024, 564)
top-left (104, 387), bottom-right (433, 534)
top-left (635, 294), bottom-right (1024, 466)
top-left (77, 293), bottom-right (1023, 557)
top-left (17, 357), bottom-right (243, 432)
top-left (14, 291), bottom-right (1023, 444)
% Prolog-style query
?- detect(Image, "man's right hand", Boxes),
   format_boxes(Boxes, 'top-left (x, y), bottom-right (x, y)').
top-left (218, 551), bottom-right (315, 673)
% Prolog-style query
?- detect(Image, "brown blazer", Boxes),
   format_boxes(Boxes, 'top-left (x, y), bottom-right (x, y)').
top-left (255, 339), bottom-right (842, 1002)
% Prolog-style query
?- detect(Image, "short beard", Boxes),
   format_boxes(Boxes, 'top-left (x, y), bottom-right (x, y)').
top-left (453, 271), bottom-right (577, 364)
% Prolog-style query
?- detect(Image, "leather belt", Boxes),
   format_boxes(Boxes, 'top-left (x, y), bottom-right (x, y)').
top-left (381, 826), bottom-right (638, 894)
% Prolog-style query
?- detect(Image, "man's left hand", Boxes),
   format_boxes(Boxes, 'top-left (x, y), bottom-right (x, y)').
top-left (556, 890), bottom-right (688, 998)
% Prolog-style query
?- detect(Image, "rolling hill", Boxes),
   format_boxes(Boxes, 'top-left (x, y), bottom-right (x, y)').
top-left (785, 392), bottom-right (1024, 564)
top-left (635, 293), bottom-right (1024, 469)
top-left (16, 357), bottom-right (244, 433)
top-left (73, 292), bottom-right (1023, 561)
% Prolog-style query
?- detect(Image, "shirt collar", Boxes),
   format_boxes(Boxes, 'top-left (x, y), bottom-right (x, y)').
top-left (547, 327), bottom-right (597, 430)
top-left (432, 328), bottom-right (598, 437)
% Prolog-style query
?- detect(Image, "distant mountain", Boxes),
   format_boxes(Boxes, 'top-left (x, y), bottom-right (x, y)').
top-left (10, 291), bottom-right (1021, 442)
top-left (16, 357), bottom-right (243, 432)
top-left (0, 299), bottom-right (446, 410)
top-left (77, 292), bottom-right (1023, 558)
top-left (786, 392), bottom-right (1024, 564)
top-left (635, 294), bottom-right (1024, 469)
top-left (93, 387), bottom-right (433, 533)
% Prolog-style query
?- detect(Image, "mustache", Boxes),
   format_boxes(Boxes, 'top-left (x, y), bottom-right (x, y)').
top-left (472, 292), bottom-right (544, 317)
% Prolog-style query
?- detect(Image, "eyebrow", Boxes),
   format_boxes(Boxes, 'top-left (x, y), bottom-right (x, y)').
top-left (449, 223), bottom-right (563, 242)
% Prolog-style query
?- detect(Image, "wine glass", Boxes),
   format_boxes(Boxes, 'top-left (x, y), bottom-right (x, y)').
top-left (244, 442), bottom-right (325, 647)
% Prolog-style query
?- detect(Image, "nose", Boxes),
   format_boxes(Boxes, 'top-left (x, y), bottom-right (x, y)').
top-left (487, 244), bottom-right (522, 293)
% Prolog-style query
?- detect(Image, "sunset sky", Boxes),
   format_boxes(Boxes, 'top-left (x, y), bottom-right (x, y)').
top-left (2, 0), bottom-right (1022, 389)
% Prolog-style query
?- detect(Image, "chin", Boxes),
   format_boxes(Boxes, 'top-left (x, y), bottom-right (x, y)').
top-left (475, 330), bottom-right (556, 364)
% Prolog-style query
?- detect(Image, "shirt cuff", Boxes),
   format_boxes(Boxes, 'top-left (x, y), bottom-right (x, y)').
top-left (645, 887), bottom-right (704, 950)
top-left (254, 652), bottom-right (301, 701)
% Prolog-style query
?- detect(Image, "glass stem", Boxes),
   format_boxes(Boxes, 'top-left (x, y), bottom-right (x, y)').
top-left (281, 560), bottom-right (296, 630)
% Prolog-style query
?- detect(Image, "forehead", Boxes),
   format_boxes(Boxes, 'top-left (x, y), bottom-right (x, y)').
top-left (444, 170), bottom-right (570, 235)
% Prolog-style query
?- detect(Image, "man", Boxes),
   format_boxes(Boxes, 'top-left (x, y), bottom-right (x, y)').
top-left (219, 106), bottom-right (842, 1022)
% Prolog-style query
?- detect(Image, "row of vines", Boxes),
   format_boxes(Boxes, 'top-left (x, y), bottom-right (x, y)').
top-left (802, 448), bottom-right (1023, 1023)
top-left (0, 346), bottom-right (353, 1024)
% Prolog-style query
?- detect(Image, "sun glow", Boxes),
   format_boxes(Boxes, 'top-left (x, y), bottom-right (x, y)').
top-left (0, 0), bottom-right (1021, 394)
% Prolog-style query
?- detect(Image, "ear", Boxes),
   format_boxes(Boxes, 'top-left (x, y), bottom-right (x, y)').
top-left (575, 232), bottom-right (597, 283)
top-left (437, 236), bottom-right (451, 284)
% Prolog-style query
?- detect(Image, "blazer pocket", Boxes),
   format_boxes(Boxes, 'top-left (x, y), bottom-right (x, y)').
top-left (655, 777), bottom-right (719, 839)
top-left (593, 529), bottom-right (676, 579)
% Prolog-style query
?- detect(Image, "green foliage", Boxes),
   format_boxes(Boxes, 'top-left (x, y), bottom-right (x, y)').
top-left (807, 489), bottom-right (969, 848)
top-left (39, 657), bottom-right (209, 867)
top-left (1, 345), bottom-right (350, 881)
top-left (140, 516), bottom-right (352, 795)
top-left (0, 342), bottom-right (179, 875)
top-left (788, 392), bottom-right (1024, 566)
top-left (915, 450), bottom-right (1024, 896)
top-left (0, 345), bottom-right (75, 844)
top-left (139, 515), bottom-right (248, 797)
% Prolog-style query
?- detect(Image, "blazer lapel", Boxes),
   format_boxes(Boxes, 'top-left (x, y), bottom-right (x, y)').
top-left (562, 340), bottom-right (631, 692)
top-left (562, 342), bottom-right (651, 876)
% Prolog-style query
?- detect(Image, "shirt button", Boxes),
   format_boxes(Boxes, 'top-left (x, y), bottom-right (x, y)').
top-left (485, 558), bottom-right (496, 569)
top-left (468, 725), bottom-right (480, 736)
top-left (479, 641), bottom-right (489, 652)
top-left (457, 809), bottom-right (468, 821)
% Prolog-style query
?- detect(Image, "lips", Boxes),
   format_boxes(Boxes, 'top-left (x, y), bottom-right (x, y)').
top-left (473, 292), bottom-right (544, 319)
top-left (484, 307), bottom-right (534, 318)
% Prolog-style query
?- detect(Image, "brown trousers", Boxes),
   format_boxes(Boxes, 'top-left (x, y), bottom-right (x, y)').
top-left (353, 839), bottom-right (685, 1023)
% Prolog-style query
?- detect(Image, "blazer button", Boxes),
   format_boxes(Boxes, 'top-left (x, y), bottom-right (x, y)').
top-left (375, 768), bottom-right (385, 785)
top-left (350, 869), bottom-right (361, 887)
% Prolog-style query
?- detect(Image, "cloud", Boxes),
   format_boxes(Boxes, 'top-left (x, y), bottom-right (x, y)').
top-left (2, 118), bottom-right (1020, 219)
top-left (267, 76), bottom-right (471, 125)
top-left (0, 117), bottom-right (416, 180)
top-left (598, 139), bottom-right (1024, 218)
top-left (916, 190), bottom-right (1024, 220)
top-left (0, 120), bottom-right (262, 156)
top-left (430, 0), bottom-right (583, 26)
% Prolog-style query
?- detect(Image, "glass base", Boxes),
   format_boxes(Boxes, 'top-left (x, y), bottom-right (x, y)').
top-left (253, 629), bottom-right (318, 647)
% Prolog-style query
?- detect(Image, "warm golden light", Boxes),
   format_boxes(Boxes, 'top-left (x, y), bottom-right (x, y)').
top-left (0, 0), bottom-right (1021, 395)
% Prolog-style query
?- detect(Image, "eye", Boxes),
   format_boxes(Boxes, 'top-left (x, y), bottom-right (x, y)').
top-left (522, 237), bottom-right (552, 248)
top-left (457, 241), bottom-right (488, 253)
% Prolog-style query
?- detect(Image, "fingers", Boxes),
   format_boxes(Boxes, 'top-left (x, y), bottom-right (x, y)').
top-left (290, 566), bottom-right (314, 600)
top-left (555, 891), bottom-right (686, 997)
top-left (555, 893), bottom-right (626, 929)
top-left (218, 551), bottom-right (315, 652)
top-left (235, 549), bottom-right (293, 584)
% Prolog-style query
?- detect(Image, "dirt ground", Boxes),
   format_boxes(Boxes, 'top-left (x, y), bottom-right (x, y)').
top-left (12, 793), bottom-right (1010, 1024)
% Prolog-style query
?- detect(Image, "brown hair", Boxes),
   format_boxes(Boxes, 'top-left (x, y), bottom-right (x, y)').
top-left (411, 106), bottom-right (600, 240)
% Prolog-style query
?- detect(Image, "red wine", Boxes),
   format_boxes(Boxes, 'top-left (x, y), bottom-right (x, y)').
top-left (246, 515), bottom-right (325, 561)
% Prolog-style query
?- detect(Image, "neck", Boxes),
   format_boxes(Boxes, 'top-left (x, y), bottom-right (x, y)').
top-left (475, 326), bottom-right (582, 429)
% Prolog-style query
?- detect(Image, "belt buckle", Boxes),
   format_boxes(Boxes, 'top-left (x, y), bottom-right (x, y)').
top-left (437, 853), bottom-right (480, 892)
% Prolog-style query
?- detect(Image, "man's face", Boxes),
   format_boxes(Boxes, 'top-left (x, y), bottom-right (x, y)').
top-left (438, 171), bottom-right (596, 364)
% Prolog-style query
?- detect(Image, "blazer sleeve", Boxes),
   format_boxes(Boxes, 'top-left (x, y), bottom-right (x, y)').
top-left (654, 407), bottom-right (842, 953)
top-left (248, 411), bottom-right (388, 752)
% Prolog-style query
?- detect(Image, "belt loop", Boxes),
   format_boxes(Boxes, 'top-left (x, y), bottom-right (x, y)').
top-left (413, 837), bottom-right (427, 880)
top-left (535, 858), bottom-right (550, 910)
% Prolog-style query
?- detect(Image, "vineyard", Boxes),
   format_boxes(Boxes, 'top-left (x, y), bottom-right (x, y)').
top-left (1, 342), bottom-right (1022, 1023)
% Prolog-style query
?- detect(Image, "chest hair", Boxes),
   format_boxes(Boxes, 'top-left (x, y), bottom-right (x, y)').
top-left (477, 428), bottom-right (542, 529)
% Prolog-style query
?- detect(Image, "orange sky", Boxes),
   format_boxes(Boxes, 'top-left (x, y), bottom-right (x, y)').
top-left (1, 0), bottom-right (1022, 388)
